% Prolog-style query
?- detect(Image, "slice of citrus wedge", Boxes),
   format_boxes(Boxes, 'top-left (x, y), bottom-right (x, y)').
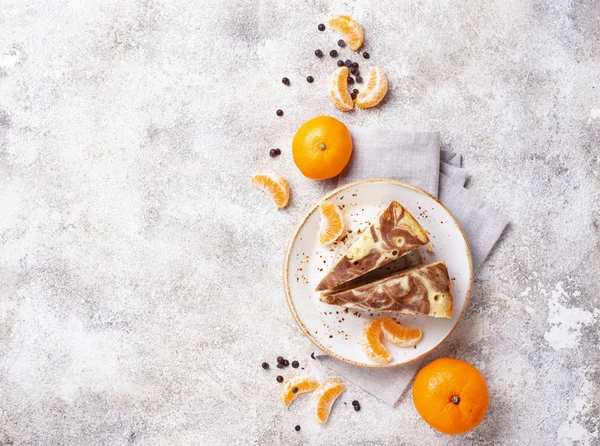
top-left (279, 376), bottom-right (319, 405)
top-left (251, 172), bottom-right (290, 209)
top-left (328, 16), bottom-right (364, 51)
top-left (355, 67), bottom-right (388, 109)
top-left (360, 319), bottom-right (392, 365)
top-left (380, 316), bottom-right (423, 347)
top-left (328, 67), bottom-right (354, 111)
top-left (318, 200), bottom-right (346, 245)
top-left (311, 378), bottom-right (345, 423)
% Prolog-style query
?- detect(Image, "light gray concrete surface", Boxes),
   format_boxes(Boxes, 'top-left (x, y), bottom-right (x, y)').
top-left (0, 0), bottom-right (599, 444)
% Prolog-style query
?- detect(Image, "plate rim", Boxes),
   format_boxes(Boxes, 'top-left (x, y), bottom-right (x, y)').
top-left (283, 178), bottom-right (474, 368)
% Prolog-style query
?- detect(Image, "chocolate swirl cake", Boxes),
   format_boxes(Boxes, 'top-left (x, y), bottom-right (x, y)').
top-left (315, 201), bottom-right (429, 292)
top-left (319, 261), bottom-right (453, 318)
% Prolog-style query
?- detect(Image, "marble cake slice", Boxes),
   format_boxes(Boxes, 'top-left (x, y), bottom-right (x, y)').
top-left (319, 261), bottom-right (453, 318)
top-left (315, 201), bottom-right (429, 292)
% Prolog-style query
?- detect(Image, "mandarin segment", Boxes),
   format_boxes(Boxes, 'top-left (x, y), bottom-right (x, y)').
top-left (412, 358), bottom-right (490, 435)
top-left (251, 172), bottom-right (290, 209)
top-left (360, 319), bottom-right (392, 365)
top-left (380, 317), bottom-right (423, 347)
top-left (328, 16), bottom-right (364, 50)
top-left (318, 200), bottom-right (346, 245)
top-left (279, 376), bottom-right (319, 406)
top-left (311, 378), bottom-right (345, 423)
top-left (328, 67), bottom-right (354, 111)
top-left (355, 67), bottom-right (388, 109)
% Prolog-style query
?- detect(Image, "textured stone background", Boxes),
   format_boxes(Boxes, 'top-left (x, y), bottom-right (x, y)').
top-left (0, 0), bottom-right (599, 444)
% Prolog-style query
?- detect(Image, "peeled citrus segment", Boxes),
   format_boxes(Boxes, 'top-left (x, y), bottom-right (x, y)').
top-left (328, 15), bottom-right (364, 51)
top-left (380, 316), bottom-right (423, 347)
top-left (318, 200), bottom-right (346, 245)
top-left (311, 378), bottom-right (344, 423)
top-left (280, 376), bottom-right (319, 405)
top-left (328, 67), bottom-right (354, 111)
top-left (360, 319), bottom-right (392, 365)
top-left (251, 172), bottom-right (290, 209)
top-left (355, 67), bottom-right (388, 109)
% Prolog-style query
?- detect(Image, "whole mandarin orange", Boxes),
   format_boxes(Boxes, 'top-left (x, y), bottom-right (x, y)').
top-left (412, 358), bottom-right (490, 435)
top-left (292, 116), bottom-right (353, 180)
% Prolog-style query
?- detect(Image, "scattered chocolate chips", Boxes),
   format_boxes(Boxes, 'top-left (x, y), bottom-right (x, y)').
top-left (269, 148), bottom-right (281, 157)
top-left (318, 23), bottom-right (325, 31)
top-left (295, 425), bottom-right (301, 432)
top-left (306, 76), bottom-right (314, 83)
top-left (351, 62), bottom-right (359, 69)
top-left (350, 66), bottom-right (358, 75)
top-left (354, 404), bottom-right (361, 411)
top-left (338, 39), bottom-right (346, 48)
top-left (347, 77), bottom-right (355, 85)
top-left (276, 375), bottom-right (284, 383)
top-left (282, 77), bottom-right (290, 85)
top-left (277, 356), bottom-right (284, 364)
top-left (311, 352), bottom-right (316, 360)
top-left (292, 387), bottom-right (299, 393)
top-left (276, 109), bottom-right (283, 116)
top-left (353, 89), bottom-right (359, 94)
top-left (262, 362), bottom-right (269, 369)
top-left (344, 59), bottom-right (351, 67)
top-left (329, 49), bottom-right (338, 57)
top-left (276, 363), bottom-right (284, 369)
top-left (350, 92), bottom-right (356, 100)
top-left (337, 60), bottom-right (345, 67)
top-left (291, 360), bottom-right (299, 368)
top-left (356, 75), bottom-right (363, 83)
top-left (352, 400), bottom-right (359, 406)
top-left (362, 51), bottom-right (370, 59)
top-left (315, 49), bottom-right (323, 57)
top-left (284, 359), bottom-right (290, 367)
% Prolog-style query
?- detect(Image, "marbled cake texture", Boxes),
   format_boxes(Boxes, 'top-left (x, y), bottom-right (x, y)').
top-left (0, 0), bottom-right (599, 445)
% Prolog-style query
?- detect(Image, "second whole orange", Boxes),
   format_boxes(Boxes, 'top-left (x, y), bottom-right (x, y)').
top-left (292, 116), bottom-right (353, 180)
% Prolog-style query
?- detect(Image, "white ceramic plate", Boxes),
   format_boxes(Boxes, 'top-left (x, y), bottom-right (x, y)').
top-left (284, 179), bottom-right (473, 368)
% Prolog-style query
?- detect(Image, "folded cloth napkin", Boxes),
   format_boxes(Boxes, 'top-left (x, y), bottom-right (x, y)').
top-left (316, 127), bottom-right (509, 407)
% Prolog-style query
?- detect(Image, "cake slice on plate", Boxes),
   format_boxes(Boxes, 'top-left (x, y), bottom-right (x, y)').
top-left (319, 261), bottom-right (453, 318)
top-left (315, 200), bottom-right (429, 292)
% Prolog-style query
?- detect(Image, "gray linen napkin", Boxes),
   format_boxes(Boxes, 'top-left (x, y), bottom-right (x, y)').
top-left (316, 127), bottom-right (509, 407)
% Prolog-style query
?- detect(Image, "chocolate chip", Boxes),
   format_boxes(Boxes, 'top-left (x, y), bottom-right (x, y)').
top-left (269, 149), bottom-right (281, 157)
top-left (291, 360), bottom-right (299, 368)
top-left (276, 363), bottom-right (284, 369)
top-left (306, 76), bottom-right (314, 83)
top-left (276, 109), bottom-right (283, 116)
top-left (352, 400), bottom-right (359, 406)
top-left (282, 77), bottom-right (290, 85)
top-left (295, 425), bottom-right (301, 431)
top-left (351, 62), bottom-right (359, 69)
top-left (350, 67), bottom-right (358, 75)
top-left (356, 75), bottom-right (363, 83)
top-left (329, 49), bottom-right (338, 57)
top-left (284, 359), bottom-right (290, 367)
top-left (337, 60), bottom-right (345, 67)
top-left (318, 23), bottom-right (325, 31)
top-left (262, 362), bottom-right (269, 369)
top-left (311, 352), bottom-right (316, 360)
top-left (347, 77), bottom-right (355, 85)
top-left (277, 356), bottom-right (284, 364)
top-left (350, 92), bottom-right (356, 100)
top-left (292, 387), bottom-right (298, 393)
top-left (276, 375), bottom-right (284, 383)
top-left (315, 49), bottom-right (323, 57)
top-left (344, 59), bottom-right (351, 67)
top-left (362, 51), bottom-right (370, 59)
top-left (354, 404), bottom-right (361, 411)
top-left (338, 39), bottom-right (346, 48)
top-left (353, 89), bottom-right (359, 94)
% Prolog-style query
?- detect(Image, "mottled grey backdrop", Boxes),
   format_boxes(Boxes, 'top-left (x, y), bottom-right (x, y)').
top-left (0, 0), bottom-right (598, 445)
